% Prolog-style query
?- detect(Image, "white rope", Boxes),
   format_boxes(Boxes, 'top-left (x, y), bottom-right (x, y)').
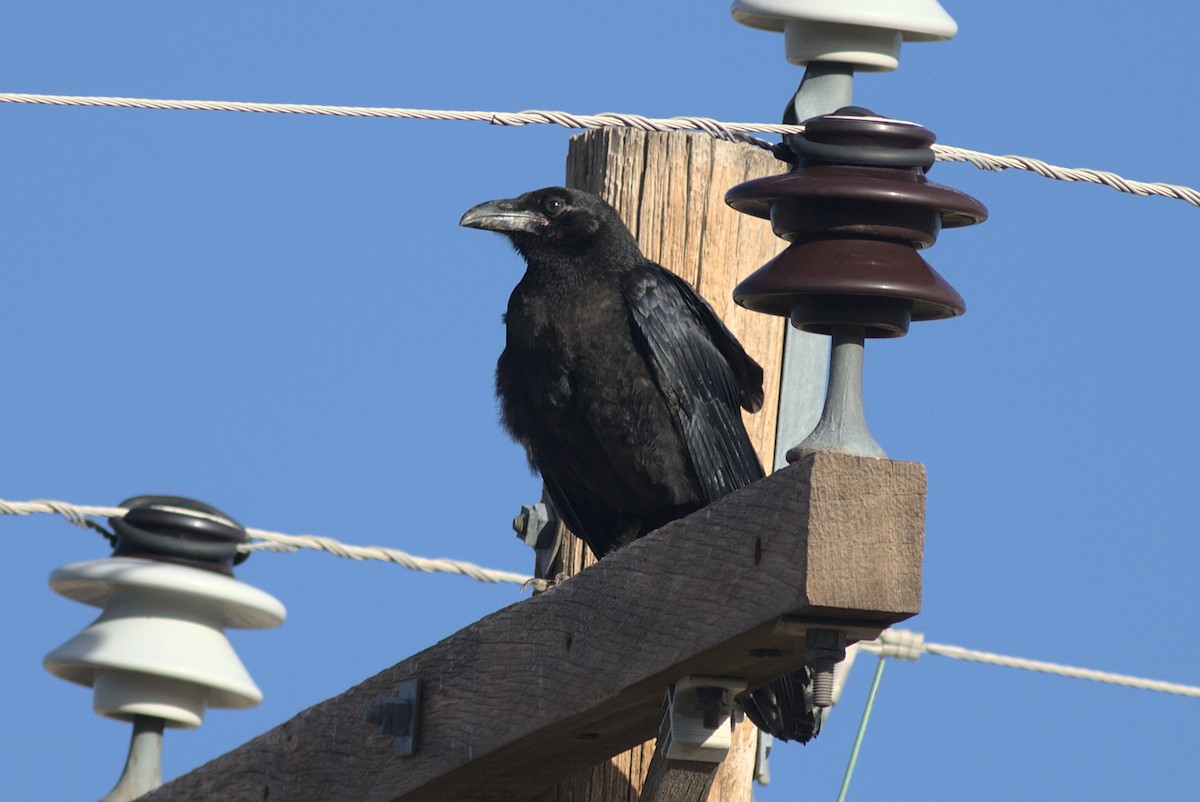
top-left (2, 91), bottom-right (1198, 207)
top-left (860, 628), bottom-right (1200, 699)
top-left (0, 498), bottom-right (533, 586)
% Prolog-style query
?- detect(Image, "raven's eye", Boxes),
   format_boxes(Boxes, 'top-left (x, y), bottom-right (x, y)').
top-left (544, 197), bottom-right (566, 215)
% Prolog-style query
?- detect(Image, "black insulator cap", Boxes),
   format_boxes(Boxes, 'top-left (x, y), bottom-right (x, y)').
top-left (110, 495), bottom-right (249, 575)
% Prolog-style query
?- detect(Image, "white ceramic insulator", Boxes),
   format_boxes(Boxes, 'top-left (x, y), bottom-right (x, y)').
top-left (44, 558), bottom-right (286, 729)
top-left (731, 0), bottom-right (958, 71)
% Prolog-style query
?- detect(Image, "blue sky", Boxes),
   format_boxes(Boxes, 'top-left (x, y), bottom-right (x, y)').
top-left (2, 2), bottom-right (1197, 800)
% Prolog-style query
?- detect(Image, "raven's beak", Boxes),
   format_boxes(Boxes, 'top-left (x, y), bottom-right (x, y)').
top-left (460, 199), bottom-right (543, 234)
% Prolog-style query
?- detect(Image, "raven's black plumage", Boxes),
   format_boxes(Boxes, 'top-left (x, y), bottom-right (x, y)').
top-left (461, 186), bottom-right (819, 743)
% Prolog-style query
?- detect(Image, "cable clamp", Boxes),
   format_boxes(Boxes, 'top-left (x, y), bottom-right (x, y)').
top-left (874, 628), bottom-right (925, 661)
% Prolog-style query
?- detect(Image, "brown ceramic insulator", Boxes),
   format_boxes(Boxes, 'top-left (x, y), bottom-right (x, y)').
top-left (733, 238), bottom-right (965, 337)
top-left (727, 112), bottom-right (986, 337)
top-left (727, 164), bottom-right (985, 245)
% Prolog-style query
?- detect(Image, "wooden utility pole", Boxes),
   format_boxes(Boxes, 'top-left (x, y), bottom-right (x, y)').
top-left (534, 129), bottom-right (790, 802)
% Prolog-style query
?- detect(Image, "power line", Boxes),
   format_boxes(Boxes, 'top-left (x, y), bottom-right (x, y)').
top-left (930, 145), bottom-right (1200, 205)
top-left (2, 91), bottom-right (1198, 207)
top-left (0, 92), bottom-right (783, 145)
top-left (6, 497), bottom-right (1200, 699)
top-left (0, 498), bottom-right (533, 586)
top-left (861, 628), bottom-right (1200, 699)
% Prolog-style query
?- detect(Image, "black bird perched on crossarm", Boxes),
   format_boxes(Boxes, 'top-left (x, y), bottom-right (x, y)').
top-left (460, 185), bottom-right (821, 743)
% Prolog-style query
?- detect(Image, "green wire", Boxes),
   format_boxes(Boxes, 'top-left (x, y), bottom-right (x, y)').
top-left (836, 655), bottom-right (887, 802)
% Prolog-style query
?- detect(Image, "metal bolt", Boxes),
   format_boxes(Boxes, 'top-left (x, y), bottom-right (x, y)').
top-left (694, 686), bottom-right (732, 730)
top-left (362, 678), bottom-right (421, 757)
top-left (513, 502), bottom-right (558, 549)
top-left (514, 500), bottom-right (563, 581)
top-left (806, 629), bottom-right (847, 709)
top-left (363, 699), bottom-right (412, 735)
top-left (810, 656), bottom-right (837, 708)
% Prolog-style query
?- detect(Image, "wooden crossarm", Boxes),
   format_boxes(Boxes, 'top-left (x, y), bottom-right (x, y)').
top-left (145, 452), bottom-right (924, 802)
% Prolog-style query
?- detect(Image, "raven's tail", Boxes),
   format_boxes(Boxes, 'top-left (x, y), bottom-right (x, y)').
top-left (740, 667), bottom-right (823, 743)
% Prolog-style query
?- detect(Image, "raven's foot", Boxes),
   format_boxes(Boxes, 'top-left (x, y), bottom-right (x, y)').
top-left (520, 572), bottom-right (567, 594)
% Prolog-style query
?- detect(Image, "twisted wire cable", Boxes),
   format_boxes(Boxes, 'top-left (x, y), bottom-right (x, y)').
top-left (3, 92), bottom-right (1197, 206)
top-left (860, 628), bottom-right (1200, 698)
top-left (0, 498), bottom-right (532, 586)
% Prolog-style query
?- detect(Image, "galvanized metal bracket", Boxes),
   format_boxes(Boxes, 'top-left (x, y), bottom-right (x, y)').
top-left (363, 678), bottom-right (422, 757)
top-left (663, 675), bottom-right (748, 763)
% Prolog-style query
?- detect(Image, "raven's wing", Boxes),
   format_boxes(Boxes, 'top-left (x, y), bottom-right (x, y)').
top-left (622, 264), bottom-right (765, 502)
top-left (623, 265), bottom-right (820, 742)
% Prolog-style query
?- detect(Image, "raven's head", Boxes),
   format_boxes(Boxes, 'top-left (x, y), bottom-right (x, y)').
top-left (460, 187), bottom-right (636, 260)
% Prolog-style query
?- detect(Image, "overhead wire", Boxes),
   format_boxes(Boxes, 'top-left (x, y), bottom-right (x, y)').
top-left (824, 626), bottom-right (1200, 795)
top-left (2, 91), bottom-right (1199, 207)
top-left (5, 497), bottom-right (1200, 699)
top-left (859, 627), bottom-right (1200, 699)
top-left (0, 498), bottom-right (533, 586)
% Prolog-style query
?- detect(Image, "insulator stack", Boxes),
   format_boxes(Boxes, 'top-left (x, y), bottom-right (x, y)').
top-left (729, 109), bottom-right (986, 338)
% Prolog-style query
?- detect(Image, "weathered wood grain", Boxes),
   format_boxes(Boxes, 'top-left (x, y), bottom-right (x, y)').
top-left (144, 453), bottom-right (924, 802)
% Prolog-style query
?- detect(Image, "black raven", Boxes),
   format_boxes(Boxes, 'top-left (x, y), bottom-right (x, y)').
top-left (461, 186), bottom-right (819, 743)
